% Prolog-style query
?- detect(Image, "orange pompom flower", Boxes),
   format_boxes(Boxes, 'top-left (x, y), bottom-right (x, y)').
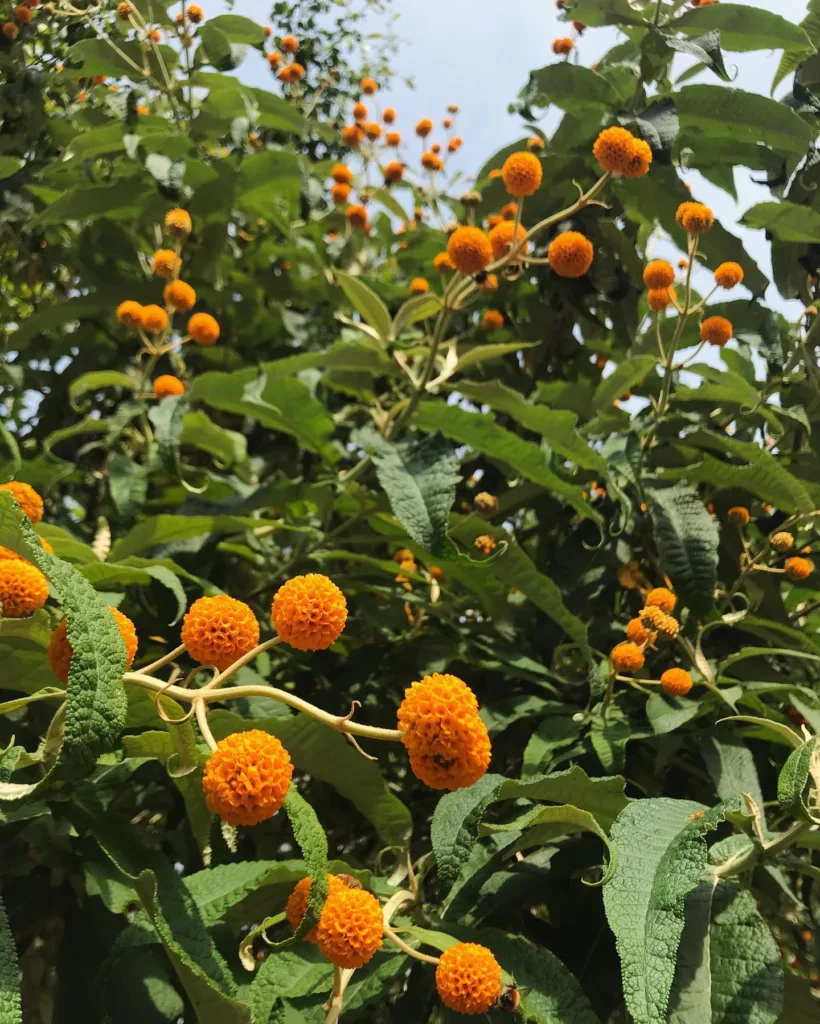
top-left (0, 560), bottom-right (48, 618)
top-left (286, 874), bottom-right (345, 942)
top-left (479, 273), bottom-right (499, 292)
top-left (152, 249), bottom-right (181, 279)
top-left (592, 126), bottom-right (652, 178)
top-left (360, 76), bottom-right (377, 94)
top-left (163, 280), bottom-right (196, 312)
top-left (433, 251), bottom-right (454, 272)
top-left (643, 260), bottom-right (675, 290)
top-left (385, 131), bottom-right (401, 147)
top-left (447, 226), bottom-right (493, 275)
top-left (331, 182), bottom-right (351, 205)
top-left (202, 730), bottom-right (293, 826)
top-left (677, 201), bottom-right (714, 234)
top-left (48, 608), bottom-right (138, 684)
top-left (422, 151), bottom-right (444, 171)
top-left (771, 531), bottom-right (794, 552)
top-left (383, 106), bottom-right (396, 123)
top-left (645, 587), bottom-right (676, 613)
top-left (341, 124), bottom-right (364, 147)
top-left (625, 617), bottom-right (650, 644)
top-left (410, 277), bottom-right (429, 295)
top-left (488, 220), bottom-right (527, 261)
top-left (548, 231), bottom-right (594, 278)
top-left (331, 163), bottom-right (353, 184)
top-left (648, 287), bottom-right (676, 311)
top-left (2, 22), bottom-right (19, 39)
top-left (398, 673), bottom-right (491, 791)
top-left (188, 312), bottom-right (220, 345)
top-left (500, 202), bottom-right (517, 220)
top-left (116, 1), bottom-right (132, 18)
top-left (661, 668), bottom-right (693, 697)
top-left (474, 534), bottom-right (497, 555)
top-left (271, 573), bottom-right (347, 651)
top-left (700, 315), bottom-right (732, 347)
top-left (0, 481), bottom-right (43, 524)
top-left (640, 605), bottom-right (679, 639)
top-left (316, 886), bottom-right (383, 969)
top-left (611, 641), bottom-right (645, 674)
top-left (346, 204), bottom-right (368, 229)
top-left (187, 3), bottom-right (204, 23)
top-left (352, 101), bottom-right (368, 121)
top-left (482, 310), bottom-right (504, 331)
top-left (280, 34), bottom-right (298, 52)
top-left (181, 595), bottom-right (260, 670)
top-left (116, 300), bottom-right (144, 329)
top-left (552, 37), bottom-right (574, 54)
top-left (527, 136), bottom-right (545, 152)
top-left (785, 557), bottom-right (814, 582)
top-left (436, 942), bottom-right (502, 1016)
top-left (140, 305), bottom-right (168, 334)
top-left (714, 262), bottom-right (743, 289)
top-left (727, 506), bottom-right (750, 527)
top-left (502, 151), bottom-right (542, 197)
top-left (415, 118), bottom-right (433, 137)
top-left (267, 51), bottom-right (282, 68)
top-left (13, 5), bottom-right (32, 23)
top-left (164, 209), bottom-right (192, 238)
top-left (153, 375), bottom-right (185, 399)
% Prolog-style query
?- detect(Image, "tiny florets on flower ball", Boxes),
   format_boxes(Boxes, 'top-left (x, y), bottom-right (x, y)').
top-left (625, 617), bottom-right (650, 644)
top-left (315, 886), bottom-right (383, 968)
top-left (188, 312), bottom-right (220, 345)
top-left (271, 573), bottom-right (347, 651)
top-left (48, 608), bottom-right (138, 684)
top-left (286, 874), bottom-right (346, 942)
top-left (447, 226), bottom-right (493, 275)
top-left (727, 506), bottom-right (750, 527)
top-left (677, 201), bottom-right (714, 234)
top-left (151, 249), bottom-right (181, 279)
top-left (346, 204), bottom-right (368, 229)
top-left (643, 260), bottom-right (675, 290)
top-left (548, 231), bottom-right (594, 279)
top-left (771, 531), bottom-right (794, 552)
top-left (341, 124), bottom-right (364, 147)
top-left (593, 126), bottom-right (652, 178)
top-left (661, 668), bottom-right (693, 697)
top-left (785, 556), bottom-right (813, 582)
top-left (648, 287), bottom-right (676, 311)
top-left (482, 310), bottom-right (504, 331)
top-left (140, 304), bottom-right (169, 334)
top-left (501, 151), bottom-right (542, 197)
top-left (488, 220), bottom-right (527, 261)
top-left (153, 375), bottom-right (185, 399)
top-left (0, 560), bottom-right (49, 618)
top-left (202, 730), bottom-right (293, 826)
top-left (552, 37), bottom-right (574, 55)
top-left (610, 641), bottom-right (644, 674)
top-left (433, 251), bottom-right (454, 272)
top-left (700, 315), bottom-right (732, 347)
top-left (645, 586), bottom-right (676, 613)
top-left (181, 595), bottom-right (260, 670)
top-left (415, 117), bottom-right (433, 137)
top-left (0, 481), bottom-right (44, 524)
top-left (397, 673), bottom-right (491, 790)
top-left (410, 277), bottom-right (429, 295)
top-left (331, 163), bottom-right (353, 184)
top-left (436, 942), bottom-right (502, 1016)
top-left (714, 261), bottom-right (743, 289)
top-left (164, 208), bottom-right (192, 238)
top-left (163, 280), bottom-right (196, 312)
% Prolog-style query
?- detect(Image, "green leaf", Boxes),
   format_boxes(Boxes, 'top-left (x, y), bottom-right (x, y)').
top-left (391, 293), bottom-right (441, 338)
top-left (526, 62), bottom-right (618, 116)
top-left (593, 356), bottom-right (657, 411)
top-left (110, 514), bottom-right (270, 560)
top-left (648, 483), bottom-right (719, 618)
top-left (665, 29), bottom-right (729, 82)
top-left (565, 0), bottom-right (648, 28)
top-left (603, 798), bottom-right (732, 1024)
top-left (235, 150), bottom-right (302, 228)
top-left (646, 693), bottom-right (702, 735)
top-left (673, 363), bottom-right (761, 410)
top-left (773, 0), bottom-right (820, 91)
top-left (739, 201), bottom-right (820, 243)
top-left (0, 893), bottom-right (21, 1023)
top-left (674, 4), bottom-right (814, 54)
top-left (69, 370), bottom-right (137, 410)
top-left (278, 790), bottom-right (329, 947)
top-left (454, 340), bottom-right (538, 372)
top-left (199, 25), bottom-right (248, 71)
top-left (702, 726), bottom-right (765, 812)
top-left (149, 394), bottom-right (207, 494)
top-left (717, 716), bottom-right (803, 750)
top-left (335, 272), bottom-right (392, 344)
top-left (181, 410), bottom-right (247, 467)
top-left (0, 687), bottom-right (64, 716)
top-left (67, 38), bottom-right (178, 83)
top-left (206, 14), bottom-right (266, 46)
top-left (243, 946), bottom-right (332, 1019)
top-left (0, 157), bottom-right (23, 179)
top-left (32, 181), bottom-right (155, 226)
top-left (777, 737), bottom-right (820, 823)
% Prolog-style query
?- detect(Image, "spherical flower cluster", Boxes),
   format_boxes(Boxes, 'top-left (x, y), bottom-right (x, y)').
top-left (727, 506), bottom-right (750, 527)
top-left (527, 136), bottom-right (545, 152)
top-left (501, 151), bottom-right (542, 197)
top-left (397, 672), bottom-right (491, 790)
top-left (640, 604), bottom-right (672, 634)
top-left (592, 126), bottom-right (652, 178)
top-left (611, 641), bottom-right (644, 673)
top-left (2, 22), bottom-right (19, 39)
top-left (648, 287), bottom-right (676, 311)
top-left (700, 315), bottom-right (732, 347)
top-left (363, 121), bottom-right (381, 142)
top-left (279, 64), bottom-right (305, 83)
top-left (13, 4), bottom-right (31, 24)
top-left (181, 595), bottom-right (260, 670)
top-left (202, 729), bottom-right (293, 826)
top-left (410, 277), bottom-right (429, 295)
top-left (286, 874), bottom-right (345, 942)
top-left (384, 160), bottom-right (403, 184)
top-left (152, 249), bottom-right (181, 279)
top-left (164, 208), bottom-right (192, 238)
top-left (315, 886), bottom-right (383, 968)
top-left (187, 3), bottom-right (204, 23)
top-left (482, 310), bottom-right (504, 331)
top-left (474, 534), bottom-right (497, 555)
top-left (474, 492), bottom-right (498, 517)
top-left (661, 668), bottom-right (693, 697)
top-left (771, 531), bottom-right (794, 552)
top-left (548, 231), bottom-right (594, 278)
top-left (435, 942), bottom-right (502, 1015)
top-left (552, 37), bottom-right (574, 55)
top-left (331, 164), bottom-right (353, 184)
top-left (330, 182), bottom-right (351, 205)
top-left (48, 608), bottom-right (138, 684)
top-left (153, 375), bottom-right (185, 399)
top-left (140, 305), bottom-right (168, 334)
top-left (676, 201), bottom-right (714, 234)
top-left (643, 260), bottom-right (675, 290)
top-left (646, 587), bottom-right (676, 613)
top-left (422, 151), bottom-right (444, 172)
top-left (280, 34), bottom-right (298, 52)
top-left (0, 481), bottom-right (43, 523)
top-left (434, 251), bottom-right (454, 272)
top-left (352, 102), bottom-right (367, 121)
top-left (360, 76), bottom-right (377, 94)
top-left (383, 107), bottom-right (396, 123)
top-left (188, 312), bottom-right (220, 345)
top-left (0, 560), bottom-right (49, 618)
top-left (714, 261), bottom-right (743, 289)
top-left (447, 226), bottom-right (493, 275)
top-left (415, 118), bottom-right (433, 137)
top-left (625, 617), bottom-right (650, 644)
top-left (163, 280), bottom-right (196, 312)
top-left (488, 220), bottom-right (527, 261)
top-left (341, 124), bottom-right (363, 147)
top-left (785, 557), bottom-right (813, 582)
top-left (116, 1), bottom-right (132, 18)
top-left (271, 573), bottom-right (347, 651)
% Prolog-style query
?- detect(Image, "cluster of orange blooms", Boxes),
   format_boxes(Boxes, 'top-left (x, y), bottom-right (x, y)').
top-left (266, 31), bottom-right (304, 83)
top-left (391, 547), bottom-right (443, 591)
top-left (727, 507), bottom-right (814, 582)
top-left (611, 586), bottom-right (694, 696)
top-left (2, 0), bottom-right (41, 41)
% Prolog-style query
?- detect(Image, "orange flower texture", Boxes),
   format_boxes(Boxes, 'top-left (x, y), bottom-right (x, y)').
top-left (436, 942), bottom-right (502, 1015)
top-left (384, 160), bottom-right (403, 183)
top-left (397, 672), bottom-right (492, 791)
top-left (479, 273), bottom-right (499, 292)
top-left (271, 573), bottom-right (348, 651)
top-left (2, 22), bottom-right (19, 39)
top-left (13, 4), bottom-right (31, 23)
top-left (116, 1), bottom-right (132, 18)
top-left (415, 118), bottom-right (433, 137)
top-left (331, 163), bottom-right (353, 184)
top-left (279, 64), bottom-right (305, 83)
top-left (727, 506), bottom-right (750, 527)
top-left (164, 208), bottom-right (192, 237)
top-left (501, 151), bottom-right (542, 197)
top-left (625, 617), bottom-right (650, 644)
top-left (410, 277), bottom-right (429, 295)
top-left (163, 280), bottom-right (196, 312)
top-left (341, 124), bottom-right (364, 147)
top-left (648, 287), bottom-right (676, 311)
top-left (316, 885), bottom-right (383, 969)
top-left (202, 730), bottom-right (293, 826)
top-left (286, 874), bottom-right (346, 942)
top-left (347, 204), bottom-right (368, 229)
top-left (352, 102), bottom-right (367, 121)
top-left (434, 251), bottom-right (454, 272)
top-left (187, 4), bottom-right (204, 23)
top-left (0, 481), bottom-right (43, 524)
top-left (116, 300), bottom-right (143, 329)
top-left (785, 557), bottom-right (813, 582)
top-left (714, 261), bottom-right (743, 289)
top-left (552, 37), bottom-right (574, 55)
top-left (140, 304), bottom-right (168, 334)
top-left (548, 231), bottom-right (594, 278)
top-left (500, 202), bottom-right (517, 220)
top-left (771, 531), bottom-right (794, 552)
top-left (482, 310), bottom-right (504, 331)
top-left (661, 668), bottom-right (693, 698)
top-left (151, 249), bottom-right (181, 279)
top-left (700, 315), bottom-right (732, 347)
top-left (474, 492), bottom-right (498, 516)
top-left (611, 641), bottom-right (645, 674)
top-left (474, 534), bottom-right (497, 555)
top-left (48, 608), bottom-right (138, 684)
top-left (267, 51), bottom-right (282, 68)
top-left (385, 131), bottom-right (401, 147)
top-left (641, 605), bottom-right (679, 638)
top-left (677, 201), bottom-right (714, 234)
top-left (181, 595), bottom-right (260, 670)
top-left (360, 76), bottom-right (377, 94)
top-left (643, 260), bottom-right (675, 290)
top-left (527, 135), bottom-right (545, 152)
top-left (0, 560), bottom-right (49, 618)
top-left (153, 375), bottom-right (185, 399)
top-left (331, 182), bottom-right (351, 205)
top-left (447, 226), bottom-right (493, 275)
top-left (422, 150), bottom-right (444, 171)
top-left (592, 126), bottom-right (652, 178)
top-left (383, 106), bottom-right (396, 123)
top-left (488, 220), bottom-right (528, 261)
top-left (188, 312), bottom-right (220, 345)
top-left (645, 587), bottom-right (676, 613)
top-left (280, 35), bottom-right (298, 52)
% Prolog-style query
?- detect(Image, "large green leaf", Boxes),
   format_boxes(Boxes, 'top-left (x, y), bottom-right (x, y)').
top-left (526, 62), bottom-right (618, 116)
top-left (0, 893), bottom-right (21, 1024)
top-left (67, 38), bottom-right (179, 83)
top-left (109, 514), bottom-right (270, 560)
top-left (777, 736), bottom-right (820, 823)
top-left (674, 4), bottom-right (813, 55)
top-left (739, 201), bottom-right (820, 243)
top-left (593, 356), bottom-right (658, 411)
top-left (69, 370), bottom-right (137, 409)
top-left (648, 483), bottom-right (719, 618)
top-left (335, 272), bottom-right (392, 344)
top-left (206, 14), bottom-right (266, 46)
top-left (773, 0), bottom-right (820, 91)
top-left (701, 726), bottom-right (765, 813)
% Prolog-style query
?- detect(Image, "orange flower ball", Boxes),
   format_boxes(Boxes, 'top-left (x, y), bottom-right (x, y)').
top-left (548, 231), bottom-right (594, 278)
top-left (163, 280), bottom-right (196, 312)
top-left (771, 531), bottom-right (794, 552)
top-left (330, 163), bottom-right (353, 184)
top-left (433, 251), bottom-right (454, 272)
top-left (2, 22), bottom-right (19, 39)
top-left (360, 76), bottom-right (377, 94)
top-left (363, 121), bottom-right (381, 141)
top-left (661, 668), bottom-right (693, 697)
top-left (116, 300), bottom-right (144, 329)
top-left (527, 135), bottom-right (545, 152)
top-left (646, 587), bottom-right (676, 613)
top-left (271, 573), bottom-right (347, 651)
top-left (592, 126), bottom-right (652, 178)
top-left (164, 208), bottom-right (192, 238)
top-left (0, 560), bottom-right (48, 618)
top-left (410, 277), bottom-right (429, 295)
top-left (397, 673), bottom-right (491, 791)
top-left (116, 1), bottom-right (132, 18)
top-left (552, 37), bottom-right (574, 55)
top-left (280, 34), bottom-right (298, 52)
top-left (153, 375), bottom-right (185, 399)
top-left (267, 51), bottom-right (282, 68)
top-left (0, 535), bottom-right (51, 561)
top-left (625, 617), bottom-right (650, 644)
top-left (447, 226), bottom-right (493, 275)
top-left (500, 202), bottom-right (518, 220)
top-left (202, 729), bottom-right (293, 826)
top-left (48, 608), bottom-right (138, 684)
top-left (280, 63), bottom-right (305, 83)
top-left (0, 481), bottom-right (43, 524)
top-left (436, 942), bottom-right (502, 1016)
top-left (352, 101), bottom-right (368, 121)
top-left (714, 261), bottom-right (743, 289)
top-left (482, 310), bottom-right (504, 331)
top-left (385, 131), bottom-right (401, 147)
top-left (611, 641), bottom-right (645, 674)
top-left (341, 124), bottom-right (364, 147)
top-left (727, 506), bottom-right (750, 527)
top-left (187, 3), bottom-right (204, 23)
top-left (188, 312), bottom-right (220, 345)
top-left (286, 874), bottom-right (345, 942)
top-left (331, 182), bottom-right (351, 205)
top-left (346, 204), bottom-right (368, 229)
top-left (488, 220), bottom-right (528, 261)
top-left (422, 151), bottom-right (444, 171)
top-left (785, 557), bottom-right (814, 582)
top-left (643, 259), bottom-right (675, 290)
top-left (181, 595), bottom-right (260, 670)
top-left (415, 117), bottom-right (433, 137)
top-left (648, 287), bottom-right (675, 311)
top-left (316, 886), bottom-right (383, 969)
top-left (140, 305), bottom-right (168, 334)
top-left (501, 151), bottom-right (542, 197)
top-left (677, 201), bottom-right (714, 234)
top-left (13, 5), bottom-right (32, 23)
top-left (700, 315), bottom-right (732, 347)
top-left (383, 106), bottom-right (396, 123)
top-left (151, 249), bottom-right (181, 279)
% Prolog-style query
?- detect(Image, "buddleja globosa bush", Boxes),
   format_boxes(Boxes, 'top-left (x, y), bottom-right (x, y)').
top-left (3, 0), bottom-right (820, 1020)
